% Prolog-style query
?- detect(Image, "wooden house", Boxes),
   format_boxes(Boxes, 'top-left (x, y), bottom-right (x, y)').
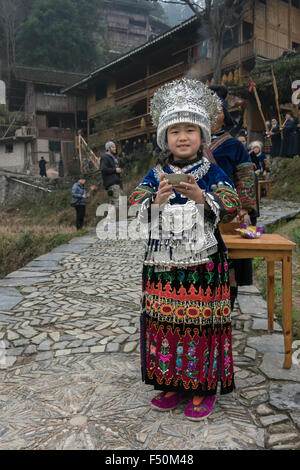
top-left (1, 66), bottom-right (87, 175)
top-left (64, 0), bottom-right (300, 152)
top-left (100, 0), bottom-right (169, 60)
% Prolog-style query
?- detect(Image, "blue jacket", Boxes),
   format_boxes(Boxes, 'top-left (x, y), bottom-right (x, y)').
top-left (71, 182), bottom-right (87, 206)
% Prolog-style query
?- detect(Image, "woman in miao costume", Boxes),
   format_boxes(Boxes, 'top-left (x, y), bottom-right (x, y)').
top-left (129, 79), bottom-right (240, 421)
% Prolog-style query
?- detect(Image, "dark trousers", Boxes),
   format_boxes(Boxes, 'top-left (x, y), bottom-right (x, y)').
top-left (75, 205), bottom-right (86, 230)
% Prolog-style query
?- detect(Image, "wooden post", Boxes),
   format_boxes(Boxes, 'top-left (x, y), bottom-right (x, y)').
top-left (267, 260), bottom-right (275, 333)
top-left (78, 135), bottom-right (83, 173)
top-left (282, 254), bottom-right (293, 368)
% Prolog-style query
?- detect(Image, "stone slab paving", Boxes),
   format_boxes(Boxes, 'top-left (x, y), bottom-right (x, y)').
top-left (256, 198), bottom-right (300, 230)
top-left (0, 211), bottom-right (300, 450)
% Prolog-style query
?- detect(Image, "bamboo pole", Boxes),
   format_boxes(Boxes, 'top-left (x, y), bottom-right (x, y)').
top-left (250, 80), bottom-right (268, 132)
top-left (271, 66), bottom-right (282, 127)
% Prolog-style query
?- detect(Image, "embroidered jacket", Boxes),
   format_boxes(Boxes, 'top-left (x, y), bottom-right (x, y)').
top-left (129, 157), bottom-right (239, 220)
top-left (209, 132), bottom-right (256, 214)
top-left (129, 157), bottom-right (240, 269)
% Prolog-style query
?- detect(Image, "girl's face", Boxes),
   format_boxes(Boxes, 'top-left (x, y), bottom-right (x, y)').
top-left (253, 146), bottom-right (260, 154)
top-left (167, 123), bottom-right (201, 160)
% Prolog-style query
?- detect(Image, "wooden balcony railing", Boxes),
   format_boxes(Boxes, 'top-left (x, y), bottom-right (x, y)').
top-left (113, 62), bottom-right (187, 101)
top-left (116, 113), bottom-right (152, 133)
top-left (145, 62), bottom-right (186, 89)
top-left (38, 128), bottom-right (75, 140)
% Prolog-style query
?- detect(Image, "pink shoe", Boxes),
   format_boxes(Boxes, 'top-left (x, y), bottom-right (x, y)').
top-left (184, 395), bottom-right (216, 421)
top-left (151, 392), bottom-right (186, 411)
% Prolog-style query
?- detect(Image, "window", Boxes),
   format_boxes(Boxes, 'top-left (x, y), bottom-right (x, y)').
top-left (95, 81), bottom-right (107, 101)
top-left (61, 115), bottom-right (74, 129)
top-left (47, 114), bottom-right (60, 128)
top-left (5, 143), bottom-right (13, 153)
top-left (49, 141), bottom-right (61, 152)
top-left (223, 26), bottom-right (239, 49)
top-left (89, 119), bottom-right (96, 135)
top-left (292, 42), bottom-right (300, 51)
top-left (46, 113), bottom-right (74, 129)
top-left (243, 21), bottom-right (254, 41)
top-left (129, 19), bottom-right (146, 29)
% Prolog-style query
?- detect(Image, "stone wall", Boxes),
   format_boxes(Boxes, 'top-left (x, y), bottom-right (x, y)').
top-left (0, 174), bottom-right (77, 207)
top-left (0, 141), bottom-right (26, 173)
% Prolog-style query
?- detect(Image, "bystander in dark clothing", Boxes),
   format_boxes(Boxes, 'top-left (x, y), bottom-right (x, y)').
top-left (268, 119), bottom-right (281, 158)
top-left (71, 178), bottom-right (88, 230)
top-left (39, 157), bottom-right (47, 177)
top-left (100, 141), bottom-right (121, 209)
top-left (280, 114), bottom-right (298, 158)
top-left (58, 158), bottom-right (64, 177)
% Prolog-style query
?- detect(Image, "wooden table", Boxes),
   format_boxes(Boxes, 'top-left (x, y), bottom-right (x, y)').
top-left (258, 179), bottom-right (271, 203)
top-left (222, 233), bottom-right (296, 369)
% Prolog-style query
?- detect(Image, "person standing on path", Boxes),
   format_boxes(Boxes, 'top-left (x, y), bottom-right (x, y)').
top-left (129, 79), bottom-right (240, 421)
top-left (39, 157), bottom-right (47, 177)
top-left (71, 176), bottom-right (88, 230)
top-left (100, 141), bottom-right (122, 211)
top-left (58, 158), bottom-right (64, 177)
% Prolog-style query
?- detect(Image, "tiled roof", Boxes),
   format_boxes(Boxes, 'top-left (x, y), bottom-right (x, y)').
top-left (13, 66), bottom-right (87, 87)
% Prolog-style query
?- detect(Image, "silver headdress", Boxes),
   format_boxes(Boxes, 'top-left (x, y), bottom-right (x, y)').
top-left (248, 140), bottom-right (263, 152)
top-left (150, 78), bottom-right (222, 151)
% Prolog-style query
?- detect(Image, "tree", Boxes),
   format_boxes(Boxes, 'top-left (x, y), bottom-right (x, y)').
top-left (0, 0), bottom-right (33, 81)
top-left (148, 0), bottom-right (249, 83)
top-left (0, 104), bottom-right (26, 138)
top-left (16, 0), bottom-right (107, 73)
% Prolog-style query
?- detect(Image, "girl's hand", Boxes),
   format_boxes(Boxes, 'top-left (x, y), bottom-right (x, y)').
top-left (154, 174), bottom-right (173, 206)
top-left (176, 174), bottom-right (205, 204)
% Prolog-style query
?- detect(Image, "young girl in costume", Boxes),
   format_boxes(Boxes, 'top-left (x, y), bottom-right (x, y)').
top-left (129, 79), bottom-right (240, 421)
top-left (248, 141), bottom-right (268, 179)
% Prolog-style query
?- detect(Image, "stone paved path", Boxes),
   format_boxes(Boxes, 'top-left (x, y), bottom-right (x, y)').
top-left (0, 199), bottom-right (300, 450)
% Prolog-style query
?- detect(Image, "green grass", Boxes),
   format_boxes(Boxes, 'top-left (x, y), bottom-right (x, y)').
top-left (0, 229), bottom-right (87, 279)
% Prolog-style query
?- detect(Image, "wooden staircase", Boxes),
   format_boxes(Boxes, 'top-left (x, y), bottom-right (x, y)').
top-left (76, 134), bottom-right (99, 173)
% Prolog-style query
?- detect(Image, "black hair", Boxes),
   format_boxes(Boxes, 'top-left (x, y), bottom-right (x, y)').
top-left (209, 85), bottom-right (228, 100)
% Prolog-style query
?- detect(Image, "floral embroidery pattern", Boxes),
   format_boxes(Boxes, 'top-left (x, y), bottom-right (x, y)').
top-left (175, 342), bottom-right (183, 375)
top-left (204, 259), bottom-right (215, 284)
top-left (223, 337), bottom-right (231, 377)
top-left (202, 346), bottom-right (210, 379)
top-left (149, 333), bottom-right (157, 371)
top-left (185, 340), bottom-right (200, 382)
top-left (211, 339), bottom-right (219, 380)
top-left (158, 338), bottom-right (172, 375)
